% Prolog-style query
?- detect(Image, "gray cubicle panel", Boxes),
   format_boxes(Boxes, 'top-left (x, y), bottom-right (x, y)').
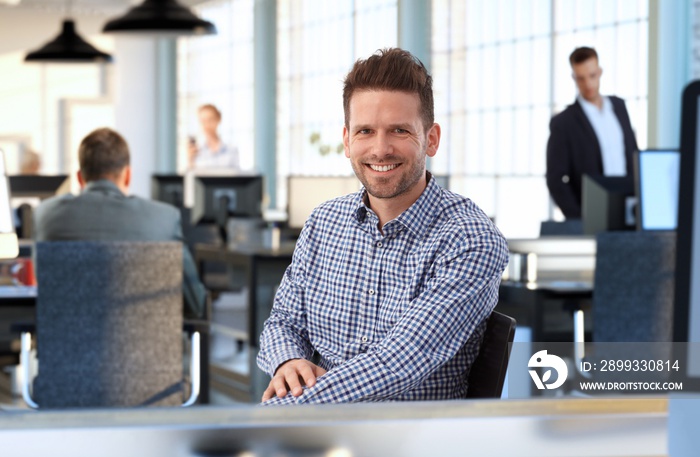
top-left (674, 79), bottom-right (700, 390)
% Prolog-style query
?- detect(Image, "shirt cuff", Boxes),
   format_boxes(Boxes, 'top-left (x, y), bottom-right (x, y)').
top-left (259, 346), bottom-right (308, 377)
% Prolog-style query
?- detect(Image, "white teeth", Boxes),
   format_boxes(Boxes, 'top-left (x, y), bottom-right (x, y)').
top-left (369, 164), bottom-right (397, 172)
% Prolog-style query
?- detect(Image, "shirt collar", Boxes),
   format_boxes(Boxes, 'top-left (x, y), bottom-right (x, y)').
top-left (83, 179), bottom-right (126, 196)
top-left (352, 171), bottom-right (442, 237)
top-left (577, 94), bottom-right (611, 115)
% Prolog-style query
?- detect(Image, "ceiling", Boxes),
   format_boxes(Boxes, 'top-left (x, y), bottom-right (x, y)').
top-left (0, 0), bottom-right (209, 15)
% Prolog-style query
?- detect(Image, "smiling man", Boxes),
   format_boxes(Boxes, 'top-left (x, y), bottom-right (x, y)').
top-left (257, 48), bottom-right (508, 404)
top-left (546, 46), bottom-right (638, 219)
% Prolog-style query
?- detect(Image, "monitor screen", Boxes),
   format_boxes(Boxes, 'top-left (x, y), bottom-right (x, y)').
top-left (0, 150), bottom-right (19, 259)
top-left (152, 174), bottom-right (184, 208)
top-left (287, 176), bottom-right (362, 230)
top-left (8, 175), bottom-right (68, 199)
top-left (674, 80), bottom-right (700, 389)
top-left (581, 174), bottom-right (635, 235)
top-left (190, 174), bottom-right (263, 225)
top-left (634, 149), bottom-right (680, 231)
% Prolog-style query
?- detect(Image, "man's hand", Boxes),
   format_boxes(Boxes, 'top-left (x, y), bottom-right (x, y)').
top-left (261, 359), bottom-right (327, 402)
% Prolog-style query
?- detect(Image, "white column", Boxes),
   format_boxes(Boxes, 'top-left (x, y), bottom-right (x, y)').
top-left (254, 0), bottom-right (277, 209)
top-left (647, 0), bottom-right (693, 148)
top-left (113, 36), bottom-right (177, 198)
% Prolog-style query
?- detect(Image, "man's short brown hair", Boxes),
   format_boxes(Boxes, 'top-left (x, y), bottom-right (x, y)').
top-left (569, 47), bottom-right (598, 66)
top-left (343, 48), bottom-right (434, 132)
top-left (78, 128), bottom-right (130, 182)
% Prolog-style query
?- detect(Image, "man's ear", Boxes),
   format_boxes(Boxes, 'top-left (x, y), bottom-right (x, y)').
top-left (343, 126), bottom-right (350, 158)
top-left (123, 166), bottom-right (131, 188)
top-left (76, 170), bottom-right (85, 189)
top-left (425, 123), bottom-right (441, 158)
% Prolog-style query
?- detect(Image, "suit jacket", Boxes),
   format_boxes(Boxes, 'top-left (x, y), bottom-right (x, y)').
top-left (33, 179), bottom-right (206, 318)
top-left (546, 96), bottom-right (638, 219)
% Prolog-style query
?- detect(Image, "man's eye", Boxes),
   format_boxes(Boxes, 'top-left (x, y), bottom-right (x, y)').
top-left (358, 129), bottom-right (371, 134)
top-left (395, 129), bottom-right (409, 134)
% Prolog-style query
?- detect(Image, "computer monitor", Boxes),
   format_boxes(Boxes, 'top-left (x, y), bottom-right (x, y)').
top-left (0, 150), bottom-right (18, 259)
top-left (287, 176), bottom-right (361, 230)
top-left (634, 149), bottom-right (680, 231)
top-left (152, 174), bottom-right (184, 208)
top-left (581, 174), bottom-right (635, 235)
top-left (8, 175), bottom-right (68, 199)
top-left (190, 174), bottom-right (264, 225)
top-left (673, 80), bottom-right (700, 390)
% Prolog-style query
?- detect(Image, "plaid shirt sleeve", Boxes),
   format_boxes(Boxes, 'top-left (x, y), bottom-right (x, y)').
top-left (257, 225), bottom-right (316, 377)
top-left (259, 226), bottom-right (508, 405)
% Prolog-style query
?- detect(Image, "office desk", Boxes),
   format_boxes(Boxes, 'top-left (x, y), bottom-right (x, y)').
top-left (0, 397), bottom-right (668, 456)
top-left (0, 286), bottom-right (36, 307)
top-left (195, 243), bottom-right (295, 402)
top-left (497, 279), bottom-right (593, 342)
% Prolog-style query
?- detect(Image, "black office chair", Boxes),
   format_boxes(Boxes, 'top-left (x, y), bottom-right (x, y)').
top-left (466, 310), bottom-right (517, 398)
top-left (18, 241), bottom-right (201, 409)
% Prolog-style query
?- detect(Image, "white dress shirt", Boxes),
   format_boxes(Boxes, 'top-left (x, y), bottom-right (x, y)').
top-left (578, 95), bottom-right (626, 176)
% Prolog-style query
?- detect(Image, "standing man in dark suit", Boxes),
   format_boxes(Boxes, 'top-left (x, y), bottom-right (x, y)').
top-left (34, 127), bottom-right (206, 318)
top-left (546, 47), bottom-right (638, 219)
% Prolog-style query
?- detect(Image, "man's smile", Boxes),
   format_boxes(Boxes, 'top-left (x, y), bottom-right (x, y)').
top-left (367, 163), bottom-right (400, 172)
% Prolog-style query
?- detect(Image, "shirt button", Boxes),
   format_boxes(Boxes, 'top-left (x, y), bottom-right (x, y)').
top-left (376, 241), bottom-right (383, 248)
top-left (368, 289), bottom-right (375, 295)
top-left (562, 175), bottom-right (570, 183)
top-left (361, 336), bottom-right (368, 343)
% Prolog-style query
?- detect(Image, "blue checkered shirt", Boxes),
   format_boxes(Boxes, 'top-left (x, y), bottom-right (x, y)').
top-left (257, 176), bottom-right (508, 404)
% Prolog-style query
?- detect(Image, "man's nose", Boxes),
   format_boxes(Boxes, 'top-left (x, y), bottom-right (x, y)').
top-left (372, 132), bottom-right (394, 156)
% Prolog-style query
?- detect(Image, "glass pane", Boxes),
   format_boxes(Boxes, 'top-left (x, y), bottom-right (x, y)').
top-left (532, 0), bottom-right (552, 36)
top-left (575, 0), bottom-right (596, 30)
top-left (597, 0), bottom-right (616, 26)
top-left (459, 176), bottom-right (497, 217)
top-left (554, 0), bottom-right (576, 33)
top-left (496, 177), bottom-right (550, 238)
top-left (513, 107), bottom-right (534, 174)
top-left (514, 0), bottom-right (534, 39)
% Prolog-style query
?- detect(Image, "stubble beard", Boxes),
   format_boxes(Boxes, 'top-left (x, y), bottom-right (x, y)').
top-left (352, 147), bottom-right (427, 200)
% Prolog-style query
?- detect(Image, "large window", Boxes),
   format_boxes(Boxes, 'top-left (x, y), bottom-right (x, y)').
top-left (0, 39), bottom-right (112, 176)
top-left (432, 0), bottom-right (649, 238)
top-left (276, 0), bottom-right (397, 209)
top-left (177, 0), bottom-right (255, 171)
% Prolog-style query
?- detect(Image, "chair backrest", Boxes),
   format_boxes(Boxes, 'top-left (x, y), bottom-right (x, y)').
top-left (466, 310), bottom-right (516, 398)
top-left (593, 231), bottom-right (675, 342)
top-left (34, 241), bottom-right (184, 408)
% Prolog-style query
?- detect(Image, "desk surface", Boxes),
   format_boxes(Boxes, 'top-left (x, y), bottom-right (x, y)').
top-left (0, 397), bottom-right (668, 457)
top-left (0, 286), bottom-right (36, 298)
top-left (500, 279), bottom-right (593, 294)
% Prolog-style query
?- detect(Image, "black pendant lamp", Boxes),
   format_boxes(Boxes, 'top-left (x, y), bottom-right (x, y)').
top-left (102, 0), bottom-right (217, 36)
top-left (25, 19), bottom-right (112, 63)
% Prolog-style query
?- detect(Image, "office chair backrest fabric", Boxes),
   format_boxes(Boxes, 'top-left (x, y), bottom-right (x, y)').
top-left (466, 310), bottom-right (516, 398)
top-left (34, 241), bottom-right (183, 408)
top-left (593, 232), bottom-right (675, 342)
